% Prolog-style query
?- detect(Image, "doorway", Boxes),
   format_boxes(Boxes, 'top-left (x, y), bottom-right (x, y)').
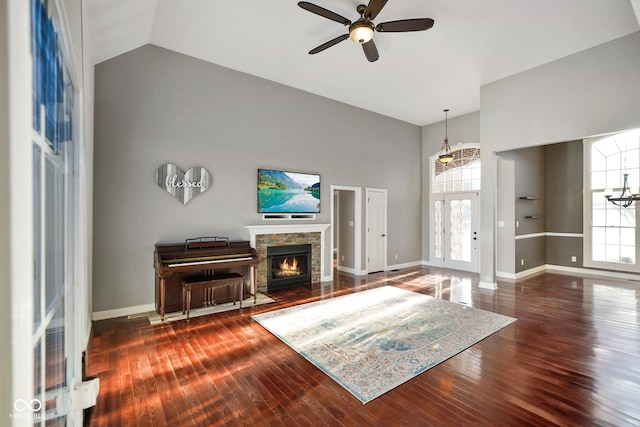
top-left (330, 185), bottom-right (362, 279)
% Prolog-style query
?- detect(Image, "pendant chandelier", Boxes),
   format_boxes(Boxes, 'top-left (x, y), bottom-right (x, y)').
top-left (438, 109), bottom-right (454, 164)
top-left (605, 173), bottom-right (640, 208)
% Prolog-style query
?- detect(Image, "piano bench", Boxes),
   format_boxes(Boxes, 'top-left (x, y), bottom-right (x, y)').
top-left (181, 272), bottom-right (244, 321)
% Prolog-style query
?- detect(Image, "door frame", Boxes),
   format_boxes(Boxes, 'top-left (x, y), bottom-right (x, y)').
top-left (329, 185), bottom-right (362, 279)
top-left (430, 192), bottom-right (481, 273)
top-left (365, 187), bottom-right (388, 274)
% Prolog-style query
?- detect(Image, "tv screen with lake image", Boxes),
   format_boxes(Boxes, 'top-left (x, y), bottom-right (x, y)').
top-left (258, 169), bottom-right (320, 213)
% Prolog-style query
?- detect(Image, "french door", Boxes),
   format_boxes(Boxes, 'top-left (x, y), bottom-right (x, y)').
top-left (432, 192), bottom-right (479, 273)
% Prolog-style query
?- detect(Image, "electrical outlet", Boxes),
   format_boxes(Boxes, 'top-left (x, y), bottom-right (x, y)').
top-left (394, 253), bottom-right (398, 259)
top-left (341, 255), bottom-right (345, 261)
top-left (571, 256), bottom-right (577, 263)
top-left (520, 259), bottom-right (524, 266)
top-left (516, 221), bottom-right (520, 228)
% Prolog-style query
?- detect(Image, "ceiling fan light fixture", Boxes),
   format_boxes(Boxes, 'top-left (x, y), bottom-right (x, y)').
top-left (349, 22), bottom-right (374, 44)
top-left (299, 1), bottom-right (435, 61)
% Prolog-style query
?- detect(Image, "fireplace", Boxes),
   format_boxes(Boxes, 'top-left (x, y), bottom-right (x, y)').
top-left (246, 224), bottom-right (330, 293)
top-left (267, 244), bottom-right (312, 291)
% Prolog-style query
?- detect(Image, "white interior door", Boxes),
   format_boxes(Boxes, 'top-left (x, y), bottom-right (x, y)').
top-left (366, 188), bottom-right (387, 273)
top-left (432, 192), bottom-right (479, 273)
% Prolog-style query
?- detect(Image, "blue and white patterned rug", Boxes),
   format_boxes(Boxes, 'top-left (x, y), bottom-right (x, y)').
top-left (252, 286), bottom-right (516, 403)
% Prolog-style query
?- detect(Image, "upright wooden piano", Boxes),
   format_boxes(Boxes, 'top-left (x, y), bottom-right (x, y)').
top-left (154, 236), bottom-right (258, 321)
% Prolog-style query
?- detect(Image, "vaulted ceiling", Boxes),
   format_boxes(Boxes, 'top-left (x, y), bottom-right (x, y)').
top-left (85, 0), bottom-right (640, 126)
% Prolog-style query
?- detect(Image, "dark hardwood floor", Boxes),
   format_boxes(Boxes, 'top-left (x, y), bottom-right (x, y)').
top-left (86, 267), bottom-right (640, 426)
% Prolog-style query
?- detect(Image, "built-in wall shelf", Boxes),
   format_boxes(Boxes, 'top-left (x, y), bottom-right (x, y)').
top-left (518, 196), bottom-right (540, 200)
top-left (262, 213), bottom-right (316, 221)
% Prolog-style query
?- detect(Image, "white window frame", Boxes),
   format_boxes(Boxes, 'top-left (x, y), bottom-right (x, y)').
top-left (431, 143), bottom-right (481, 194)
top-left (583, 131), bottom-right (640, 273)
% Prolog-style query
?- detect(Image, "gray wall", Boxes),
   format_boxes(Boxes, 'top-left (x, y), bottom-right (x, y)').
top-left (499, 141), bottom-right (585, 273)
top-left (480, 31), bottom-right (640, 284)
top-left (500, 146), bottom-right (547, 272)
top-left (93, 45), bottom-right (422, 312)
top-left (545, 141), bottom-right (583, 267)
top-left (546, 141), bottom-right (583, 234)
top-left (512, 146), bottom-right (547, 236)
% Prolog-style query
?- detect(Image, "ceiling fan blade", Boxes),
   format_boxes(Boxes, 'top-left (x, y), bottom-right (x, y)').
top-left (298, 2), bottom-right (351, 26)
top-left (309, 34), bottom-right (349, 54)
top-left (376, 18), bottom-right (435, 32)
top-left (364, 0), bottom-right (388, 20)
top-left (362, 39), bottom-right (379, 62)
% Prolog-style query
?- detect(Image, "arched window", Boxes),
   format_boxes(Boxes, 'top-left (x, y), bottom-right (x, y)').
top-left (433, 145), bottom-right (481, 193)
top-left (586, 129), bottom-right (640, 269)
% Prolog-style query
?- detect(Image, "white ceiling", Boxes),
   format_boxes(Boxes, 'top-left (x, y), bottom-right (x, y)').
top-left (85, 0), bottom-right (639, 126)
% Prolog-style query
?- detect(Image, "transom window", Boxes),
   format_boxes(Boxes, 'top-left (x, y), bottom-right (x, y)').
top-left (433, 146), bottom-right (481, 193)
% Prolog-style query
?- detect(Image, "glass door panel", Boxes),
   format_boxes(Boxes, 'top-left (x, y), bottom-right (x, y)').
top-left (449, 199), bottom-right (472, 262)
top-left (445, 194), bottom-right (478, 272)
top-left (434, 200), bottom-right (443, 260)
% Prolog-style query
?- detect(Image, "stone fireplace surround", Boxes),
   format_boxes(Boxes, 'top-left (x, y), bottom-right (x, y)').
top-left (246, 224), bottom-right (330, 293)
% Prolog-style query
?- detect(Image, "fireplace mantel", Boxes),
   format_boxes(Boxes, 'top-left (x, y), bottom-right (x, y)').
top-left (245, 224), bottom-right (331, 290)
top-left (245, 224), bottom-right (330, 246)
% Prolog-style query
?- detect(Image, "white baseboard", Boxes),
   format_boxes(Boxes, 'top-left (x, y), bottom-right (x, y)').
top-left (496, 271), bottom-right (516, 280)
top-left (337, 265), bottom-right (357, 275)
top-left (97, 263), bottom-right (637, 322)
top-left (514, 265), bottom-right (547, 280)
top-left (498, 264), bottom-right (640, 282)
top-left (479, 281), bottom-right (498, 290)
top-left (92, 303), bottom-right (156, 321)
top-left (386, 261), bottom-right (423, 271)
top-left (546, 264), bottom-right (640, 281)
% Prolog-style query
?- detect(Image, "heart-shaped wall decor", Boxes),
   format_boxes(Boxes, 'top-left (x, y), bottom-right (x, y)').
top-left (155, 163), bottom-right (211, 205)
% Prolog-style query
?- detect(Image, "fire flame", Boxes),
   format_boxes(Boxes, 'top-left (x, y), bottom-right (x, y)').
top-left (278, 257), bottom-right (301, 276)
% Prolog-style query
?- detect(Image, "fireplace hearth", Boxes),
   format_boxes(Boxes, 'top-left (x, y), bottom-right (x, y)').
top-left (267, 244), bottom-right (312, 291)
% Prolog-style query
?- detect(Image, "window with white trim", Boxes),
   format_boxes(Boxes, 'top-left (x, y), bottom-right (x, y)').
top-left (433, 146), bottom-right (481, 193)
top-left (585, 129), bottom-right (640, 270)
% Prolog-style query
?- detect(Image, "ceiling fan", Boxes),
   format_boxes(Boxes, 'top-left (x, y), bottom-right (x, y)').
top-left (298, 0), bottom-right (434, 62)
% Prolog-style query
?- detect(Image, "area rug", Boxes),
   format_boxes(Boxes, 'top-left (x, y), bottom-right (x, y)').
top-left (252, 286), bottom-right (515, 403)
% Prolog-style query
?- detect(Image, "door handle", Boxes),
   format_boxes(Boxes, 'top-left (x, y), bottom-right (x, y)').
top-left (382, 234), bottom-right (386, 237)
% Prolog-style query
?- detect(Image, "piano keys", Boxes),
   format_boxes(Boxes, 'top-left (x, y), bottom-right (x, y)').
top-left (154, 236), bottom-right (258, 321)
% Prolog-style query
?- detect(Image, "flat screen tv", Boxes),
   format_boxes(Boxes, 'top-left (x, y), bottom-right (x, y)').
top-left (258, 169), bottom-right (320, 213)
